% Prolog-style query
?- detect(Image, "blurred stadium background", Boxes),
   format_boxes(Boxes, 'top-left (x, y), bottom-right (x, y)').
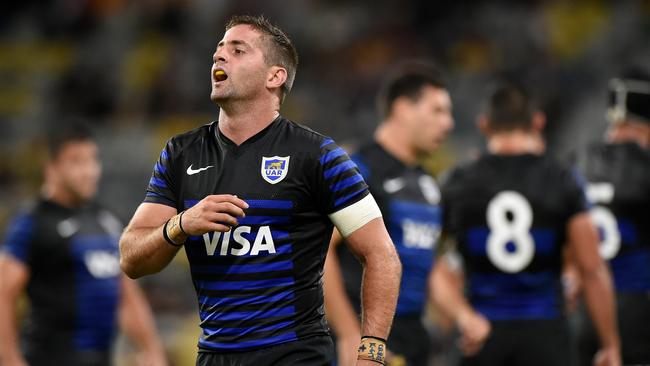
top-left (1, 0), bottom-right (649, 364)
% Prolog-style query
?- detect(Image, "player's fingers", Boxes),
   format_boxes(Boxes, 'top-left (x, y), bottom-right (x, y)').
top-left (213, 201), bottom-right (246, 217)
top-left (457, 338), bottom-right (472, 356)
top-left (201, 201), bottom-right (245, 218)
top-left (207, 212), bottom-right (240, 227)
top-left (207, 222), bottom-right (233, 233)
top-left (207, 194), bottom-right (249, 209)
top-left (458, 337), bottom-right (483, 357)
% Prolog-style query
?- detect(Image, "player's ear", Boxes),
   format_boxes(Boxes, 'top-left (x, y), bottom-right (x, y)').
top-left (392, 96), bottom-right (413, 120)
top-left (267, 66), bottom-right (287, 90)
top-left (532, 111), bottom-right (546, 133)
top-left (476, 115), bottom-right (490, 136)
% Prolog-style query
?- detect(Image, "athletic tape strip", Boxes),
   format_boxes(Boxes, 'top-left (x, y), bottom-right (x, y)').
top-left (328, 194), bottom-right (382, 237)
top-left (357, 336), bottom-right (387, 364)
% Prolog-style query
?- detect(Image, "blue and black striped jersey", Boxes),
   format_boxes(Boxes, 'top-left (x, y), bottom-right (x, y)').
top-left (1, 199), bottom-right (122, 363)
top-left (441, 154), bottom-right (589, 321)
top-left (142, 116), bottom-right (369, 352)
top-left (574, 142), bottom-right (650, 293)
top-left (337, 141), bottom-right (442, 317)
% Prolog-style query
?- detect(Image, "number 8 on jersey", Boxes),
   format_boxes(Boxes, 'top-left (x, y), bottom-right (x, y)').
top-left (486, 191), bottom-right (535, 273)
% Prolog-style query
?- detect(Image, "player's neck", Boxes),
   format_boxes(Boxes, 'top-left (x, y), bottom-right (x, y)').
top-left (487, 131), bottom-right (545, 155)
top-left (375, 121), bottom-right (418, 166)
top-left (42, 184), bottom-right (84, 209)
top-left (217, 99), bottom-right (280, 145)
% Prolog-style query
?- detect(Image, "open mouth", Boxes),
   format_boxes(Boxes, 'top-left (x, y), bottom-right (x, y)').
top-left (214, 69), bottom-right (228, 82)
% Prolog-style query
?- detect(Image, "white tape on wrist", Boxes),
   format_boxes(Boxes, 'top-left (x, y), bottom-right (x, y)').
top-left (328, 194), bottom-right (382, 237)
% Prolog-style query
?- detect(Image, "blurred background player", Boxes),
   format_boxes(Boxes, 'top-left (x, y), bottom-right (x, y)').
top-left (431, 83), bottom-right (620, 366)
top-left (0, 123), bottom-right (166, 366)
top-left (571, 68), bottom-right (650, 365)
top-left (324, 60), bottom-right (454, 366)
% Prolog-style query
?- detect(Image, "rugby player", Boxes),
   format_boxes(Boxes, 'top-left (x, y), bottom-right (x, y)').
top-left (0, 123), bottom-right (166, 366)
top-left (324, 61), bottom-right (453, 366)
top-left (573, 68), bottom-right (650, 365)
top-left (118, 15), bottom-right (401, 366)
top-left (431, 83), bottom-right (621, 366)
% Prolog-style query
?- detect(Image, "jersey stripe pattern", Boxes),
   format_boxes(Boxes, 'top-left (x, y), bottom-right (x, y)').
top-left (1, 213), bottom-right (35, 262)
top-left (1, 200), bottom-right (122, 361)
top-left (575, 142), bottom-right (650, 292)
top-left (70, 234), bottom-right (121, 350)
top-left (442, 154), bottom-right (589, 321)
top-left (143, 117), bottom-right (369, 351)
top-left (320, 138), bottom-right (368, 210)
top-left (184, 198), bottom-right (299, 350)
top-left (337, 141), bottom-right (442, 317)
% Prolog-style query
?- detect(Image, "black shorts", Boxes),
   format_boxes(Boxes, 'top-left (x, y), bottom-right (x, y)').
top-left (573, 292), bottom-right (650, 366)
top-left (461, 318), bottom-right (570, 366)
top-left (388, 315), bottom-right (436, 366)
top-left (196, 335), bottom-right (334, 366)
top-left (25, 349), bottom-right (110, 366)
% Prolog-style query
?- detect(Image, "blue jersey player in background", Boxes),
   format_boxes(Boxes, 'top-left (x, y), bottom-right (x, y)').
top-left (323, 61), bottom-right (453, 366)
top-left (0, 123), bottom-right (166, 366)
top-left (118, 15), bottom-right (402, 366)
top-left (431, 83), bottom-right (621, 366)
top-left (572, 68), bottom-right (650, 365)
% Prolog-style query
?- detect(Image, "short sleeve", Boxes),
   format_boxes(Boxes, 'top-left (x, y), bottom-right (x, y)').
top-left (315, 138), bottom-right (370, 214)
top-left (438, 168), bottom-right (456, 234)
top-left (564, 168), bottom-right (592, 218)
top-left (143, 140), bottom-right (179, 208)
top-left (437, 168), bottom-right (465, 258)
top-left (1, 212), bottom-right (36, 265)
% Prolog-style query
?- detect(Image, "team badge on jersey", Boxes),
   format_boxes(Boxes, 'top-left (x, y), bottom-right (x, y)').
top-left (261, 156), bottom-right (290, 184)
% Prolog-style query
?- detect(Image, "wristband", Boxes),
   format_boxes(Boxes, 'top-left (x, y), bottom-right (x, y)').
top-left (178, 210), bottom-right (188, 235)
top-left (357, 336), bottom-right (387, 364)
top-left (163, 213), bottom-right (187, 247)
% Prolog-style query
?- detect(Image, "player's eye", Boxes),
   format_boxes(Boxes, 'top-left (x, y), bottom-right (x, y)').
top-left (234, 49), bottom-right (244, 55)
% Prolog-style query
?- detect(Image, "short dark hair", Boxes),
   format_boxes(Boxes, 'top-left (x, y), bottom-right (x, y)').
top-left (485, 83), bottom-right (534, 132)
top-left (377, 60), bottom-right (446, 117)
top-left (226, 15), bottom-right (299, 103)
top-left (47, 121), bottom-right (95, 159)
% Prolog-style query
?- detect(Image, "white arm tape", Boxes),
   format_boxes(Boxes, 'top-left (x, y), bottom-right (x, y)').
top-left (328, 193), bottom-right (382, 237)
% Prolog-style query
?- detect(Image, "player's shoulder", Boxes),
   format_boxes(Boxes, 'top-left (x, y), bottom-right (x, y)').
top-left (346, 140), bottom-right (382, 181)
top-left (277, 117), bottom-right (332, 150)
top-left (536, 152), bottom-right (573, 171)
top-left (522, 153), bottom-right (578, 185)
top-left (352, 140), bottom-right (383, 160)
top-left (19, 198), bottom-right (51, 219)
top-left (442, 155), bottom-right (484, 185)
top-left (166, 122), bottom-right (215, 151)
top-left (2, 200), bottom-right (42, 236)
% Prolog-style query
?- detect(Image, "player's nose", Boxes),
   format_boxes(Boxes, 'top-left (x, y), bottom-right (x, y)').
top-left (213, 49), bottom-right (227, 64)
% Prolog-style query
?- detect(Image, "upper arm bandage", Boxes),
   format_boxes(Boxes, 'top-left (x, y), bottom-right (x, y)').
top-left (328, 194), bottom-right (382, 237)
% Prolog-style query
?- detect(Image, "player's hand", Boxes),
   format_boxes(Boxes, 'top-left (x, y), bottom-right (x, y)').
top-left (562, 265), bottom-right (582, 314)
top-left (337, 333), bottom-right (361, 366)
top-left (593, 346), bottom-right (621, 366)
top-left (182, 195), bottom-right (248, 235)
top-left (136, 349), bottom-right (169, 366)
top-left (2, 355), bottom-right (28, 366)
top-left (457, 309), bottom-right (491, 356)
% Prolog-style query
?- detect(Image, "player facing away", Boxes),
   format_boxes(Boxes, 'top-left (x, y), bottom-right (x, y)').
top-left (118, 15), bottom-right (401, 366)
top-left (0, 124), bottom-right (166, 366)
top-left (431, 83), bottom-right (621, 366)
top-left (323, 61), bottom-right (453, 366)
top-left (572, 69), bottom-right (650, 365)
